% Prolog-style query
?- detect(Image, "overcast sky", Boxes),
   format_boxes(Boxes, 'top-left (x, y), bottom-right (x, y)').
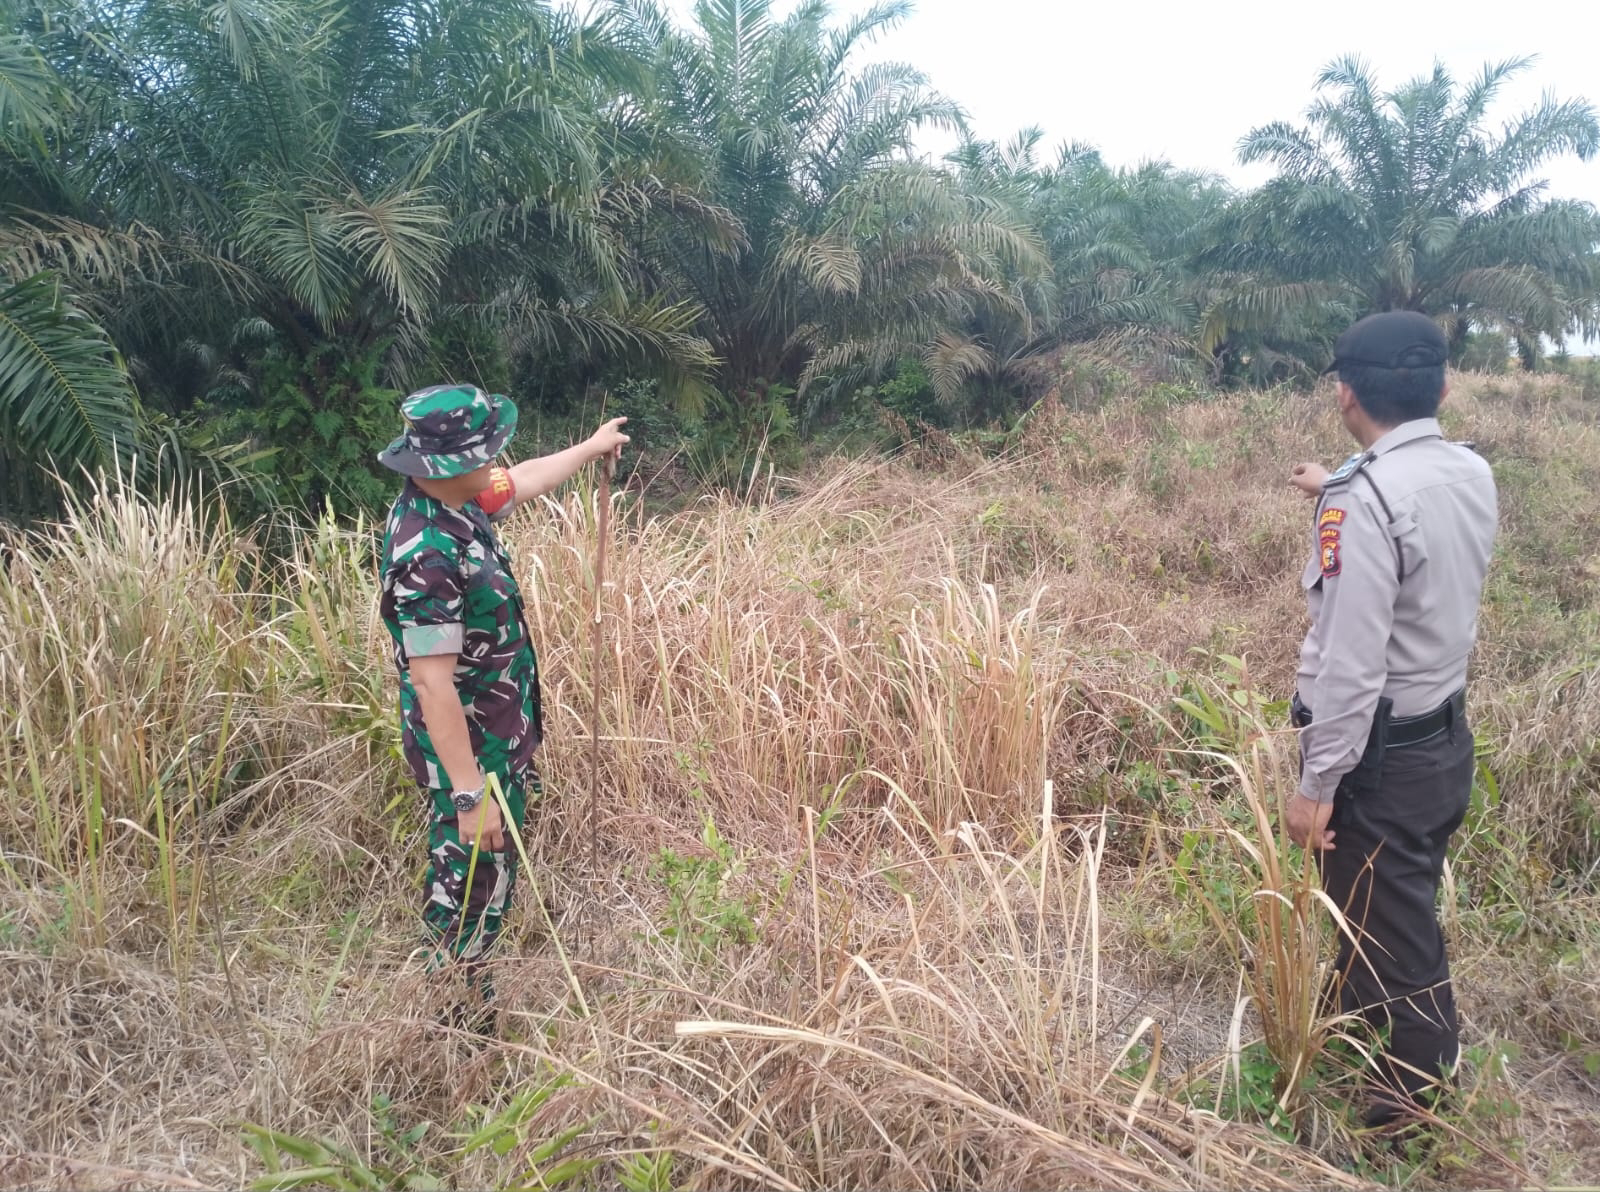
top-left (660, 0), bottom-right (1600, 205)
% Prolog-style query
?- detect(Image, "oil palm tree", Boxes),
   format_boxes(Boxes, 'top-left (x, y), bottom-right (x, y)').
top-left (928, 135), bottom-right (1224, 419)
top-left (3, 0), bottom-right (727, 510)
top-left (1203, 56), bottom-right (1600, 371)
top-left (612, 0), bottom-right (1045, 419)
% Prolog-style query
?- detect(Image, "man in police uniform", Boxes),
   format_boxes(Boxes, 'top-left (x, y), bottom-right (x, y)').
top-left (1285, 311), bottom-right (1498, 1129)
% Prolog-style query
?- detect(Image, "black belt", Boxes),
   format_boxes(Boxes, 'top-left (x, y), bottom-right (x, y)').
top-left (1292, 688), bottom-right (1465, 747)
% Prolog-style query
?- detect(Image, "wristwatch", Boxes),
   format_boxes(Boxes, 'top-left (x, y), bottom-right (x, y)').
top-left (451, 786), bottom-right (485, 814)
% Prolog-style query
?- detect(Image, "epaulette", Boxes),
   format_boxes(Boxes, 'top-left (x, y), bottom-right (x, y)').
top-left (1322, 450), bottom-right (1373, 488)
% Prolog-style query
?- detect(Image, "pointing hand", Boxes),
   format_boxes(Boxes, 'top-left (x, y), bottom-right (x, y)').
top-left (1290, 461), bottom-right (1329, 499)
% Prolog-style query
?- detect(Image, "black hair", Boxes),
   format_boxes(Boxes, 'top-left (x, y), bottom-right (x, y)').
top-left (1336, 360), bottom-right (1445, 426)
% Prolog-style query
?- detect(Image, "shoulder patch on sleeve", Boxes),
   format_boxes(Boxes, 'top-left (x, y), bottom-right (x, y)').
top-left (473, 466), bottom-right (516, 518)
top-left (1319, 506), bottom-right (1344, 577)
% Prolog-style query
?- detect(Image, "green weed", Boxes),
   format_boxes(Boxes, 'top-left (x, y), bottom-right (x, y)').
top-left (242, 1076), bottom-right (598, 1192)
top-left (651, 816), bottom-right (759, 961)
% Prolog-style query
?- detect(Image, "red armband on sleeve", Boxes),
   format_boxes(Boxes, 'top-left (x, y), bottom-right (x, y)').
top-left (473, 467), bottom-right (516, 518)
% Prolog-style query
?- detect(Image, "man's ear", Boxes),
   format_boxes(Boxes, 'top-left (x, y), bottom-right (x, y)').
top-left (1438, 379), bottom-right (1450, 408)
top-left (1334, 380), bottom-right (1358, 415)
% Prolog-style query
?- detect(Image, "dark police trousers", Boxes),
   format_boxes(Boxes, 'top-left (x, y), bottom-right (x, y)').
top-left (1298, 698), bottom-right (1474, 1107)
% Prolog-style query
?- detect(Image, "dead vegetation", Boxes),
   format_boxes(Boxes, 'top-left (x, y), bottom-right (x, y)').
top-left (2, 374), bottom-right (1598, 1188)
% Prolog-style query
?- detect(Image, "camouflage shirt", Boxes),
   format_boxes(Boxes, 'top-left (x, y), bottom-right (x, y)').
top-left (379, 473), bottom-right (542, 789)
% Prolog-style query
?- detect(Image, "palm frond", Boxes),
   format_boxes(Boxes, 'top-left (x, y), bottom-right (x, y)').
top-left (921, 330), bottom-right (991, 404)
top-left (467, 291), bottom-right (718, 387)
top-left (1198, 281), bottom-right (1350, 355)
top-left (0, 30), bottom-right (63, 135)
top-left (1490, 93), bottom-right (1600, 186)
top-left (237, 185), bottom-right (357, 325)
top-left (0, 214), bottom-right (171, 284)
top-left (0, 271), bottom-right (135, 470)
top-left (775, 229), bottom-right (861, 295)
top-left (199, 0), bottom-right (291, 84)
top-left (331, 188), bottom-right (449, 316)
top-left (1440, 265), bottom-right (1563, 326)
top-left (1237, 121), bottom-right (1328, 177)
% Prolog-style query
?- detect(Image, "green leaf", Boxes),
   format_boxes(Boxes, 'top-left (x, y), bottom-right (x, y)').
top-left (331, 190), bottom-right (449, 317)
top-left (241, 1126), bottom-right (284, 1173)
top-left (249, 1166), bottom-right (348, 1191)
top-left (526, 1122), bottom-right (589, 1165)
top-left (240, 1126), bottom-right (333, 1166)
top-left (459, 1082), bottom-right (566, 1154)
top-left (0, 31), bottom-right (64, 135)
top-left (514, 1157), bottom-right (601, 1189)
top-left (0, 273), bottom-right (135, 471)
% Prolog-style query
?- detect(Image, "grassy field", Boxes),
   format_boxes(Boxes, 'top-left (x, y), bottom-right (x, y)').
top-left (3, 374), bottom-right (1599, 1189)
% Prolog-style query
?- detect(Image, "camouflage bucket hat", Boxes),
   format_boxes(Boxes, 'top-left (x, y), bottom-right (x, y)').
top-left (377, 384), bottom-right (519, 478)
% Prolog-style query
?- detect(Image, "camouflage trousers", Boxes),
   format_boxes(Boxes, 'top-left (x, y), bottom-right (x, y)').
top-left (421, 769), bottom-right (539, 992)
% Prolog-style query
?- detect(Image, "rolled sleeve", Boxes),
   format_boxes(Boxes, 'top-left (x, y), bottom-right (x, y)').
top-left (1297, 496), bottom-right (1398, 802)
top-left (389, 548), bottom-right (465, 660)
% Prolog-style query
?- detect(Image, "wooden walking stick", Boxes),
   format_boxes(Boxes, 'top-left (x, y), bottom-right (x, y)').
top-left (587, 449), bottom-right (615, 871)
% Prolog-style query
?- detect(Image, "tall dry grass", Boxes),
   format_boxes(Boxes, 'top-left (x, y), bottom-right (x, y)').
top-left (520, 460), bottom-right (1083, 843)
top-left (2, 375), bottom-right (1598, 1188)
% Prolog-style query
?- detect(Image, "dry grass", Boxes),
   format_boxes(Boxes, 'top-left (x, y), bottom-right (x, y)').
top-left (2, 374), bottom-right (1598, 1188)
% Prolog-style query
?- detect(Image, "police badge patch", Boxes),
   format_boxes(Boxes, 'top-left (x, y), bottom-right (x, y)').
top-left (1319, 507), bottom-right (1345, 577)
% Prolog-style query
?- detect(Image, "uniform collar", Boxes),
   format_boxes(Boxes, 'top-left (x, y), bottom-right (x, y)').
top-left (1369, 418), bottom-right (1443, 457)
top-left (402, 479), bottom-right (482, 536)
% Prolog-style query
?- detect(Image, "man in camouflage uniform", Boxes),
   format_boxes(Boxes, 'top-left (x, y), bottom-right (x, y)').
top-left (377, 384), bottom-right (628, 1028)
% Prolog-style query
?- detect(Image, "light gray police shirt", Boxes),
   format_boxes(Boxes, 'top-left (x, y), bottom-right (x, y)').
top-left (1296, 417), bottom-right (1498, 803)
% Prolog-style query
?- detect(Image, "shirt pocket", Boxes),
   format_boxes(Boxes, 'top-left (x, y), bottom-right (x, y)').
top-left (1388, 510), bottom-right (1430, 580)
top-left (463, 555), bottom-right (508, 614)
top-left (1301, 555), bottom-right (1323, 592)
top-left (458, 542), bottom-right (509, 649)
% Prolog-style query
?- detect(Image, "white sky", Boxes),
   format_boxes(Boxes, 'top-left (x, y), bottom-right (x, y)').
top-left (660, 0), bottom-right (1600, 205)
